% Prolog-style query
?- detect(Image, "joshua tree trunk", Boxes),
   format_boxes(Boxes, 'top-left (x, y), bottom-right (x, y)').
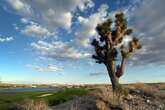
top-left (106, 60), bottom-right (119, 91)
top-left (107, 68), bottom-right (119, 91)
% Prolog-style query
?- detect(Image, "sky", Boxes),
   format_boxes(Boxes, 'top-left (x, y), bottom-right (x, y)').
top-left (0, 0), bottom-right (165, 84)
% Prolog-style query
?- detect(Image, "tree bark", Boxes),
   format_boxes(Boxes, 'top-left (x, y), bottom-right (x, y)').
top-left (116, 58), bottom-right (126, 78)
top-left (106, 60), bottom-right (120, 91)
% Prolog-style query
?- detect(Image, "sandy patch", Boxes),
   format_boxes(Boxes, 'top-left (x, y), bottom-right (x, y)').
top-left (38, 93), bottom-right (53, 97)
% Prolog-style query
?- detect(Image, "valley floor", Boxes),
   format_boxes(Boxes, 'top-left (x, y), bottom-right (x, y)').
top-left (0, 83), bottom-right (165, 110)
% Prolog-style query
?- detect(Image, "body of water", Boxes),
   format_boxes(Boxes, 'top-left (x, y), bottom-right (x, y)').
top-left (0, 87), bottom-right (58, 92)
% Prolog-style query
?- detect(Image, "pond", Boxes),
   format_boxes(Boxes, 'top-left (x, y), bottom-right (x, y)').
top-left (0, 87), bottom-right (58, 92)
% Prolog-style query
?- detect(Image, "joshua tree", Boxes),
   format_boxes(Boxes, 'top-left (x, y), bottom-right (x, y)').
top-left (91, 13), bottom-right (141, 92)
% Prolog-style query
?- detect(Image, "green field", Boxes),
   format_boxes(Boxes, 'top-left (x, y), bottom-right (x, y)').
top-left (0, 88), bottom-right (89, 110)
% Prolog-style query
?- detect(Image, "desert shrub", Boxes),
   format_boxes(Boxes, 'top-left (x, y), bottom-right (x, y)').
top-left (115, 85), bottom-right (129, 96)
top-left (134, 83), bottom-right (159, 97)
top-left (96, 99), bottom-right (110, 110)
top-left (95, 86), bottom-right (113, 102)
top-left (70, 96), bottom-right (97, 110)
top-left (14, 99), bottom-right (49, 110)
top-left (157, 83), bottom-right (165, 90)
top-left (94, 85), bottom-right (134, 110)
top-left (112, 85), bottom-right (129, 107)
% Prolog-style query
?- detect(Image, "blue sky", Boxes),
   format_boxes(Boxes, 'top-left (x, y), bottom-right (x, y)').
top-left (0, 0), bottom-right (165, 84)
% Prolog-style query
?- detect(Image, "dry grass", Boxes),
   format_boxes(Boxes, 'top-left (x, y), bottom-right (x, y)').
top-left (96, 99), bottom-right (110, 110)
top-left (94, 86), bottom-right (130, 110)
top-left (157, 83), bottom-right (165, 90)
top-left (16, 100), bottom-right (50, 110)
top-left (94, 86), bottom-right (113, 102)
top-left (134, 83), bottom-right (159, 97)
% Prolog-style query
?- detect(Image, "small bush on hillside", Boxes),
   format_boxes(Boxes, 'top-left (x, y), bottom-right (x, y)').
top-left (14, 99), bottom-right (49, 110)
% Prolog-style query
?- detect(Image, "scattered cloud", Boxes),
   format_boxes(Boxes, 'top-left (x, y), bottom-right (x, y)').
top-left (20, 18), bottom-right (29, 24)
top-left (27, 64), bottom-right (62, 73)
top-left (7, 0), bottom-right (94, 31)
top-left (31, 40), bottom-right (91, 60)
top-left (7, 0), bottom-right (33, 17)
top-left (131, 0), bottom-right (165, 65)
top-left (75, 4), bottom-right (109, 47)
top-left (0, 36), bottom-right (14, 42)
top-left (21, 22), bottom-right (56, 38)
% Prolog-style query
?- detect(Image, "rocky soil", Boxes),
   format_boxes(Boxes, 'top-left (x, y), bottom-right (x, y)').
top-left (51, 83), bottom-right (165, 110)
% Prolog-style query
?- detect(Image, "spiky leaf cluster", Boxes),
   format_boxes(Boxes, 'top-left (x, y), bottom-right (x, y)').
top-left (96, 18), bottom-right (112, 42)
top-left (91, 39), bottom-right (106, 64)
top-left (92, 12), bottom-right (142, 66)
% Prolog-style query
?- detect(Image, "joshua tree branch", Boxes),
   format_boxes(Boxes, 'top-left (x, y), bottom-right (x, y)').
top-left (91, 39), bottom-right (106, 64)
top-left (116, 56), bottom-right (127, 78)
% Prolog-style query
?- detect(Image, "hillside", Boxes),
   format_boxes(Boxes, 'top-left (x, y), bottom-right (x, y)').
top-left (51, 83), bottom-right (165, 110)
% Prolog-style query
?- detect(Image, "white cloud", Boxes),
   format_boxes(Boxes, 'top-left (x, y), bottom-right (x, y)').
top-left (7, 0), bottom-right (94, 31)
top-left (0, 36), bottom-right (14, 42)
top-left (31, 40), bottom-right (91, 60)
top-left (27, 64), bottom-right (62, 73)
top-left (20, 18), bottom-right (29, 24)
top-left (75, 4), bottom-right (109, 47)
top-left (26, 4), bottom-right (108, 61)
top-left (131, 0), bottom-right (165, 65)
top-left (21, 22), bottom-right (56, 38)
top-left (7, 0), bottom-right (33, 17)
top-left (78, 0), bottom-right (94, 11)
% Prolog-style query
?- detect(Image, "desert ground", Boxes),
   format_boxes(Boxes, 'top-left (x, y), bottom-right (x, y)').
top-left (51, 83), bottom-right (165, 110)
top-left (0, 83), bottom-right (165, 110)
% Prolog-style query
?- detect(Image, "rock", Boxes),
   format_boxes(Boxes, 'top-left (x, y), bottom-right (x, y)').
top-left (128, 94), bottom-right (133, 99)
top-left (159, 104), bottom-right (162, 108)
top-left (136, 90), bottom-right (141, 93)
top-left (146, 99), bottom-right (150, 103)
top-left (124, 94), bottom-right (134, 102)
